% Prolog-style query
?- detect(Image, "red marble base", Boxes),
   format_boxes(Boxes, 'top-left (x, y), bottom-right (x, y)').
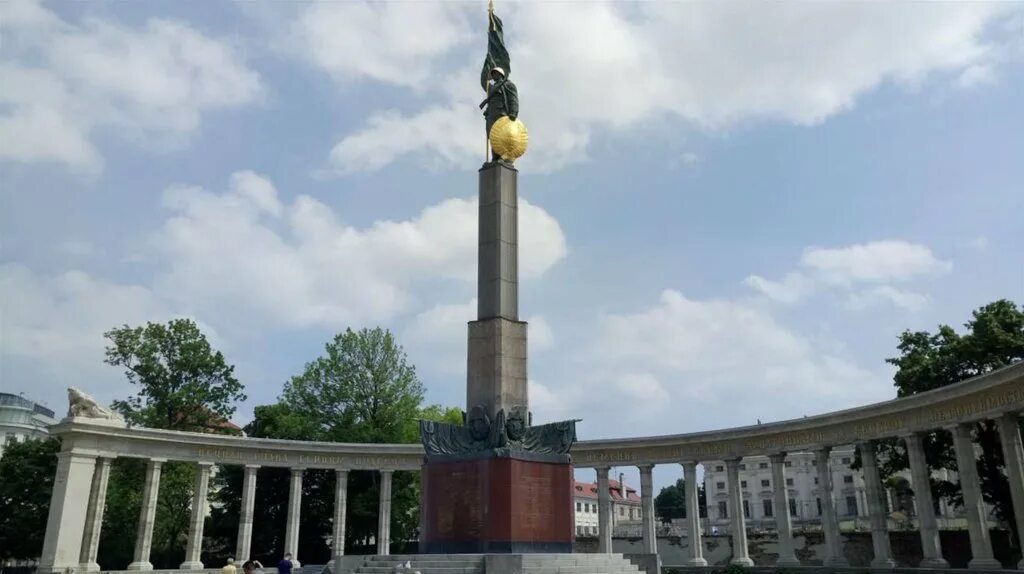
top-left (420, 455), bottom-right (574, 553)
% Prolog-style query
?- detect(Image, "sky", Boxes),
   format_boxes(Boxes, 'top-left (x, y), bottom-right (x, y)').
top-left (2, 0), bottom-right (1023, 490)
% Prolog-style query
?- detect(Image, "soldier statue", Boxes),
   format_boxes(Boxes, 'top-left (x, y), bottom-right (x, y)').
top-left (479, 66), bottom-right (518, 162)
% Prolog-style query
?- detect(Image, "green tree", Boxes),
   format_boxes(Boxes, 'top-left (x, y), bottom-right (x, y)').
top-left (655, 479), bottom-right (686, 523)
top-left (655, 478), bottom-right (707, 524)
top-left (872, 300), bottom-right (1023, 544)
top-left (0, 437), bottom-right (60, 559)
top-left (105, 318), bottom-right (247, 430)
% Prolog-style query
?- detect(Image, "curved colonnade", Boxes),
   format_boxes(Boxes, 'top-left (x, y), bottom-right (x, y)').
top-left (39, 362), bottom-right (1024, 573)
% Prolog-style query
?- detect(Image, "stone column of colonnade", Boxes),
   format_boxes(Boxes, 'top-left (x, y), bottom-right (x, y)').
top-left (127, 459), bottom-right (164, 571)
top-left (680, 462), bottom-right (707, 567)
top-left (377, 470), bottom-right (393, 555)
top-left (814, 447), bottom-right (847, 566)
top-left (284, 468), bottom-right (305, 566)
top-left (181, 462), bottom-right (214, 569)
top-left (859, 442), bottom-right (896, 569)
top-left (637, 465), bottom-right (658, 554)
top-left (596, 467), bottom-right (612, 553)
top-left (950, 423), bottom-right (1002, 570)
top-left (724, 458), bottom-right (753, 566)
top-left (333, 470), bottom-right (349, 562)
top-left (80, 457), bottom-right (113, 572)
top-left (903, 433), bottom-right (949, 568)
top-left (768, 453), bottom-right (800, 567)
top-left (236, 465), bottom-right (259, 562)
top-left (996, 413), bottom-right (1024, 570)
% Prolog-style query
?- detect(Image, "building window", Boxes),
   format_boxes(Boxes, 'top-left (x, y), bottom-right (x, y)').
top-left (584, 503), bottom-right (590, 513)
top-left (814, 477), bottom-right (819, 485)
top-left (843, 475), bottom-right (854, 484)
top-left (816, 498), bottom-right (822, 516)
top-left (718, 501), bottom-right (728, 519)
top-left (576, 502), bottom-right (581, 512)
top-left (629, 508), bottom-right (634, 519)
top-left (763, 499), bottom-right (773, 517)
top-left (846, 496), bottom-right (858, 516)
top-left (759, 462), bottom-right (768, 469)
top-left (717, 481), bottom-right (726, 490)
top-left (619, 507), bottom-right (624, 516)
top-left (784, 461), bottom-right (792, 468)
top-left (741, 480), bottom-right (747, 488)
top-left (841, 457), bottom-right (852, 464)
top-left (786, 478), bottom-right (794, 486)
top-left (761, 479), bottom-right (770, 488)
top-left (739, 464), bottom-right (746, 470)
top-left (789, 498), bottom-right (797, 517)
top-left (742, 499), bottom-right (750, 519)
top-left (715, 465), bottom-right (724, 472)
top-left (811, 459), bottom-right (817, 466)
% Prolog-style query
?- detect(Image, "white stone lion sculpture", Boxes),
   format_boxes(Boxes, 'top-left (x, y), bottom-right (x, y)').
top-left (67, 387), bottom-right (123, 422)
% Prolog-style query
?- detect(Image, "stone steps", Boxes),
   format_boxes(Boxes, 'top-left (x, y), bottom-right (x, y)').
top-left (351, 554), bottom-right (641, 574)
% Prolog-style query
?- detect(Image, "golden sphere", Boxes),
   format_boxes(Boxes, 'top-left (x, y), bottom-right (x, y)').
top-left (489, 116), bottom-right (529, 162)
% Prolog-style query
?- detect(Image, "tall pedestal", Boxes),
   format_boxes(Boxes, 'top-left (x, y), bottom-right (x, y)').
top-left (420, 454), bottom-right (574, 553)
top-left (467, 162), bottom-right (527, 423)
top-left (419, 160), bottom-right (577, 555)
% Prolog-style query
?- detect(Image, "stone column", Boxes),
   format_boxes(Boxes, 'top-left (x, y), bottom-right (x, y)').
top-left (996, 413), bottom-right (1024, 570)
top-left (181, 462), bottom-right (213, 569)
top-left (903, 433), bottom-right (948, 568)
top-left (39, 452), bottom-right (97, 574)
top-left (596, 467), bottom-right (612, 553)
top-left (725, 458), bottom-right (753, 566)
top-left (814, 447), bottom-right (846, 566)
top-left (236, 465), bottom-right (259, 561)
top-left (79, 457), bottom-right (112, 572)
top-left (769, 453), bottom-right (800, 566)
top-left (378, 470), bottom-right (393, 555)
top-left (950, 423), bottom-right (1001, 569)
top-left (128, 458), bottom-right (164, 571)
top-left (333, 469), bottom-right (349, 561)
top-left (284, 468), bottom-right (304, 566)
top-left (859, 442), bottom-right (895, 568)
top-left (638, 464), bottom-right (657, 554)
top-left (681, 461), bottom-right (707, 566)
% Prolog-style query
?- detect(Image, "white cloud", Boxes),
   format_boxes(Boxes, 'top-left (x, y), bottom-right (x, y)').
top-left (800, 240), bottom-right (952, 285)
top-left (847, 286), bottom-right (931, 312)
top-left (153, 171), bottom-right (567, 329)
top-left (287, 3), bottom-right (471, 88)
top-left (744, 272), bottom-right (815, 304)
top-left (306, 2), bottom-right (1019, 172)
top-left (531, 289), bottom-right (887, 438)
top-left (746, 240), bottom-right (951, 311)
top-left (0, 0), bottom-right (262, 172)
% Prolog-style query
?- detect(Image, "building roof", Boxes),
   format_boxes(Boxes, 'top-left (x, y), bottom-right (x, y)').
top-left (573, 480), bottom-right (641, 504)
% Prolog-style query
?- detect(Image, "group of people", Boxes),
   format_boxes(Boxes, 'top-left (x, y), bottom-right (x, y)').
top-left (222, 554), bottom-right (295, 574)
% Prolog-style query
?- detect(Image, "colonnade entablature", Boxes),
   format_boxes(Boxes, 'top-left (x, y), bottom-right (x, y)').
top-left (37, 362), bottom-right (1024, 573)
top-left (54, 422), bottom-right (425, 471)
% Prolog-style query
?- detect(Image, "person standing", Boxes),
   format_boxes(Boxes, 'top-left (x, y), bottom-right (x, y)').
top-left (222, 559), bottom-right (237, 574)
top-left (277, 554), bottom-right (293, 574)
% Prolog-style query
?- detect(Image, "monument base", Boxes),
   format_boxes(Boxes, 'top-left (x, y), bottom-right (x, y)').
top-left (420, 453), bottom-right (574, 554)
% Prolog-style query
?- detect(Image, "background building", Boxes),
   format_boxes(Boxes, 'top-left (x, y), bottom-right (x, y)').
top-left (574, 476), bottom-right (642, 537)
top-left (0, 392), bottom-right (58, 457)
top-left (702, 447), bottom-right (986, 533)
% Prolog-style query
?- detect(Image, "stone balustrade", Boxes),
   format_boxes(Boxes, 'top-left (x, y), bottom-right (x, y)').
top-left (37, 362), bottom-right (1024, 573)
